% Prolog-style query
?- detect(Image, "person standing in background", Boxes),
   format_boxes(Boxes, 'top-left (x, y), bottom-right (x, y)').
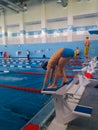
top-left (4, 51), bottom-right (9, 60)
top-left (26, 50), bottom-right (30, 61)
top-left (42, 54), bottom-right (46, 59)
top-left (84, 36), bottom-right (91, 62)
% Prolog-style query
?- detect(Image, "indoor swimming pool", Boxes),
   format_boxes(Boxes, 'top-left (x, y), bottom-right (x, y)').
top-left (0, 58), bottom-right (82, 130)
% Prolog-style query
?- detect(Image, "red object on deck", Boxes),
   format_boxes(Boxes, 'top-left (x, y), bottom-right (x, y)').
top-left (84, 72), bottom-right (94, 78)
top-left (23, 124), bottom-right (40, 130)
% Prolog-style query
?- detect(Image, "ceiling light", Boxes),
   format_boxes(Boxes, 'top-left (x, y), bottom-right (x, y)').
top-left (57, 0), bottom-right (62, 3)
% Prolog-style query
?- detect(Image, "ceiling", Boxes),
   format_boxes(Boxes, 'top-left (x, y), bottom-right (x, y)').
top-left (0, 0), bottom-right (93, 13)
top-left (0, 0), bottom-right (72, 13)
top-left (9, 0), bottom-right (28, 2)
top-left (0, 0), bottom-right (31, 13)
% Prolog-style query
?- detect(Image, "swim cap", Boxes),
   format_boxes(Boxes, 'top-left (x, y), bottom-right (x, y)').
top-left (41, 60), bottom-right (48, 70)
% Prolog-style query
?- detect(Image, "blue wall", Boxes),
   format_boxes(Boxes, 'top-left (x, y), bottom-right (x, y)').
top-left (0, 40), bottom-right (98, 58)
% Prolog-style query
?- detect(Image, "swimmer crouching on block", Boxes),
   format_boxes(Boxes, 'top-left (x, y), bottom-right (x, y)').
top-left (41, 48), bottom-right (74, 90)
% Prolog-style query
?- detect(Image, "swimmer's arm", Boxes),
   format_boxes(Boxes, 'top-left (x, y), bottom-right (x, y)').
top-left (49, 67), bottom-right (55, 86)
top-left (42, 68), bottom-right (51, 90)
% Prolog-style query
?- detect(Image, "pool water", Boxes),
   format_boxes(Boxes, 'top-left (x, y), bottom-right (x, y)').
top-left (0, 60), bottom-right (51, 130)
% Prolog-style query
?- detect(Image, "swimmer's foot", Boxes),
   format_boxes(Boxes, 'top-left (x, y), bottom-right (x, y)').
top-left (48, 85), bottom-right (56, 89)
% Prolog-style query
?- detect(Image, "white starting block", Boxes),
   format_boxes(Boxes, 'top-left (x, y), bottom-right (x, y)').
top-left (41, 68), bottom-right (94, 130)
top-left (83, 57), bottom-right (98, 74)
top-left (73, 60), bottom-right (98, 86)
top-left (41, 58), bottom-right (98, 130)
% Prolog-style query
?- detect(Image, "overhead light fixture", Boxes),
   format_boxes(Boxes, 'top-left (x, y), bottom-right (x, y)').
top-left (18, 1), bottom-right (27, 11)
top-left (57, 0), bottom-right (62, 3)
top-left (57, 0), bottom-right (68, 7)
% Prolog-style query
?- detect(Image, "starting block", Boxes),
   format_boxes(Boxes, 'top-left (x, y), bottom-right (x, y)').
top-left (82, 57), bottom-right (98, 74)
top-left (42, 70), bottom-right (93, 126)
top-left (41, 59), bottom-right (98, 130)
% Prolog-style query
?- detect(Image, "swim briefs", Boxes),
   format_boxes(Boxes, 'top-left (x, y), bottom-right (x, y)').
top-left (62, 48), bottom-right (74, 58)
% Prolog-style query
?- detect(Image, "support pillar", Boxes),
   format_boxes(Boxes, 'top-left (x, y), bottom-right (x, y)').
top-left (19, 12), bottom-right (25, 44)
top-left (41, 0), bottom-right (47, 43)
top-left (0, 9), bottom-right (7, 45)
top-left (67, 0), bottom-right (73, 42)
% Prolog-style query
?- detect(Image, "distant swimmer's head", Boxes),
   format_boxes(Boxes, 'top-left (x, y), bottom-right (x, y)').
top-left (86, 36), bottom-right (89, 39)
top-left (41, 60), bottom-right (48, 70)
